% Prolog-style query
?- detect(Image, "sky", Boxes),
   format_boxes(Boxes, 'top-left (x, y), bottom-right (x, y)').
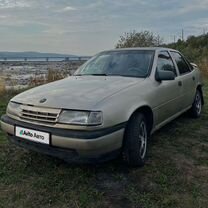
top-left (0, 0), bottom-right (208, 55)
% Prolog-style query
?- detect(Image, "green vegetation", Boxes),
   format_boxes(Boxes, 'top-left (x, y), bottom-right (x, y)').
top-left (165, 35), bottom-right (208, 77)
top-left (116, 30), bottom-right (163, 48)
top-left (0, 81), bottom-right (207, 208)
top-left (165, 34), bottom-right (208, 64)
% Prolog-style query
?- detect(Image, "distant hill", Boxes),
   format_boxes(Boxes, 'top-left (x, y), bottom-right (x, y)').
top-left (0, 51), bottom-right (77, 58)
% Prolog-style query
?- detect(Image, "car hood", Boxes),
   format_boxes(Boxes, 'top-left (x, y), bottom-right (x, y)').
top-left (12, 76), bottom-right (144, 110)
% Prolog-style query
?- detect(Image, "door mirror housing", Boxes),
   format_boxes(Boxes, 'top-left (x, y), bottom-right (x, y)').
top-left (190, 63), bottom-right (198, 70)
top-left (155, 70), bottom-right (175, 82)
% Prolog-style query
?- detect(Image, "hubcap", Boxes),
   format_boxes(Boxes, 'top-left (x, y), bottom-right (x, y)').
top-left (195, 93), bottom-right (202, 115)
top-left (139, 121), bottom-right (147, 159)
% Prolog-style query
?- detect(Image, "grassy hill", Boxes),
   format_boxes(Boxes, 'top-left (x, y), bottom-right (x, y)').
top-left (165, 34), bottom-right (208, 63)
top-left (165, 34), bottom-right (208, 77)
top-left (0, 81), bottom-right (207, 208)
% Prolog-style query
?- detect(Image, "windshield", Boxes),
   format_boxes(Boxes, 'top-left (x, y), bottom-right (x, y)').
top-left (74, 50), bottom-right (155, 78)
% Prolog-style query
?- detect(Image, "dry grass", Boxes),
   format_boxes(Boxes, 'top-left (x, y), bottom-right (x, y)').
top-left (0, 77), bottom-right (6, 96)
top-left (29, 69), bottom-right (69, 87)
top-left (198, 61), bottom-right (208, 78)
top-left (47, 68), bottom-right (68, 83)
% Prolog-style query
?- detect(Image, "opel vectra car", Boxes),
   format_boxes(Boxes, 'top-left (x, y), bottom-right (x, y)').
top-left (0, 48), bottom-right (204, 167)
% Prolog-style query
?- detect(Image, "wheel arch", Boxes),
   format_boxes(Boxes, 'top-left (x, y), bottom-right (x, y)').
top-left (126, 105), bottom-right (154, 134)
top-left (197, 84), bottom-right (204, 105)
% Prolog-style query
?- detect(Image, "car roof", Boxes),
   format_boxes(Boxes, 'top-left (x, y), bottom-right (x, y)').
top-left (101, 47), bottom-right (178, 53)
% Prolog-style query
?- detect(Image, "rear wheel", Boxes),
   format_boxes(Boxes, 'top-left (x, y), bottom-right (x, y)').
top-left (122, 113), bottom-right (149, 167)
top-left (190, 90), bottom-right (202, 118)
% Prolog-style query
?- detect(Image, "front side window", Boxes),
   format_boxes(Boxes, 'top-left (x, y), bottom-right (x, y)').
top-left (75, 50), bottom-right (155, 78)
top-left (170, 52), bottom-right (191, 75)
top-left (157, 51), bottom-right (177, 75)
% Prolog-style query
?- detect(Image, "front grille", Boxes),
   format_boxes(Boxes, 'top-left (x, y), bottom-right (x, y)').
top-left (20, 105), bottom-right (61, 124)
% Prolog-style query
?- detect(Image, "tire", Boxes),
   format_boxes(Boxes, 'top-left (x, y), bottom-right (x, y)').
top-left (189, 90), bottom-right (202, 118)
top-left (122, 113), bottom-right (149, 167)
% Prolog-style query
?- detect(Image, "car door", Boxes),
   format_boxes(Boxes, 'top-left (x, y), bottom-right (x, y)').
top-left (170, 51), bottom-right (196, 109)
top-left (153, 51), bottom-right (183, 125)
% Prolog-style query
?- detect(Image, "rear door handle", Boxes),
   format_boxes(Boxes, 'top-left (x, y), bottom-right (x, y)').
top-left (192, 76), bottom-right (196, 81)
top-left (178, 81), bottom-right (182, 86)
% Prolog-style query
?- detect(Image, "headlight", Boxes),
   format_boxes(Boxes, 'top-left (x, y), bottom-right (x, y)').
top-left (58, 110), bottom-right (103, 126)
top-left (6, 101), bottom-right (21, 116)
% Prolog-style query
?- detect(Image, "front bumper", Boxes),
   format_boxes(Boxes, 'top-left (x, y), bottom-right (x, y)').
top-left (1, 115), bottom-right (126, 163)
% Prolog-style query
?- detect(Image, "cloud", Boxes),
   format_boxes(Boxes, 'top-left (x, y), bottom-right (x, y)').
top-left (175, 0), bottom-right (208, 14)
top-left (0, 0), bottom-right (30, 9)
top-left (0, 0), bottom-right (208, 54)
top-left (57, 6), bottom-right (77, 13)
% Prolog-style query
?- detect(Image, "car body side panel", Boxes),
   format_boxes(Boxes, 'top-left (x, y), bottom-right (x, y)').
top-left (95, 78), bottom-right (181, 129)
top-left (169, 51), bottom-right (199, 109)
top-left (179, 70), bottom-right (197, 108)
top-left (147, 78), bottom-right (183, 125)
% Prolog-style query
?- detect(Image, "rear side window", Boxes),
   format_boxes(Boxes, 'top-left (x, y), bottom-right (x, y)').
top-left (170, 52), bottom-right (191, 75)
top-left (157, 51), bottom-right (177, 75)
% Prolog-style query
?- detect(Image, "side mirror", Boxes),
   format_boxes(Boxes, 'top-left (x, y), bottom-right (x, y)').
top-left (190, 63), bottom-right (198, 69)
top-left (155, 70), bottom-right (175, 82)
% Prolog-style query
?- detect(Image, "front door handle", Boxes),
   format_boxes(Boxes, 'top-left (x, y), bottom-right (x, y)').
top-left (178, 81), bottom-right (183, 87)
top-left (192, 76), bottom-right (196, 81)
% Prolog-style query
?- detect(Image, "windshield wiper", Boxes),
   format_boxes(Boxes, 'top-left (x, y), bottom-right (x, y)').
top-left (80, 73), bottom-right (108, 76)
top-left (75, 74), bottom-right (145, 78)
top-left (89, 73), bottom-right (108, 76)
top-left (74, 73), bottom-right (108, 76)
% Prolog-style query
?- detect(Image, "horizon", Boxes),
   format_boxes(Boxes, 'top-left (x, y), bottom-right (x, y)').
top-left (0, 31), bottom-right (207, 56)
top-left (0, 0), bottom-right (208, 55)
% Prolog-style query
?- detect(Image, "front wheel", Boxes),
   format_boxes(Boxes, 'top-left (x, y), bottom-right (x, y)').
top-left (189, 90), bottom-right (202, 118)
top-left (122, 113), bottom-right (149, 167)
